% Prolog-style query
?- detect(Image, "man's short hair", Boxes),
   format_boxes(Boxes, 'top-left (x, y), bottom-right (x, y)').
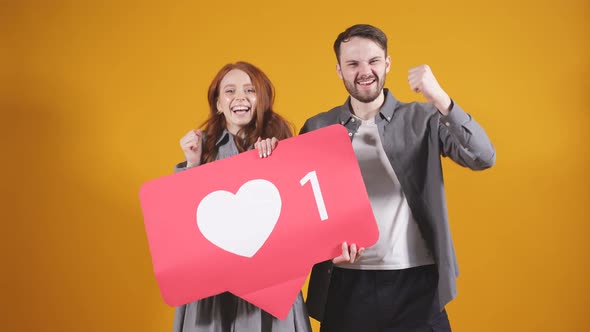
top-left (333, 24), bottom-right (388, 63)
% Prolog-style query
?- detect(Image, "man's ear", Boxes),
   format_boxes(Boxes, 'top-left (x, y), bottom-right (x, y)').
top-left (385, 55), bottom-right (391, 74)
top-left (336, 63), bottom-right (343, 80)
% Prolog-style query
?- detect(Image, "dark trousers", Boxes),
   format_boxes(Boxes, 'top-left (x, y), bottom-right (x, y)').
top-left (320, 265), bottom-right (452, 332)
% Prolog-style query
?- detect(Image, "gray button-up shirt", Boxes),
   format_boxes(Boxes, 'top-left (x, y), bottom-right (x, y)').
top-left (301, 89), bottom-right (496, 321)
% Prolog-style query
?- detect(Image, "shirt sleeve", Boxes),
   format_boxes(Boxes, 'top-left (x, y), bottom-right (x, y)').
top-left (438, 101), bottom-right (496, 170)
top-left (173, 161), bottom-right (188, 173)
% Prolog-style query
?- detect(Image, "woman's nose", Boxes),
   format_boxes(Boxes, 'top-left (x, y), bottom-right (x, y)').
top-left (234, 90), bottom-right (246, 100)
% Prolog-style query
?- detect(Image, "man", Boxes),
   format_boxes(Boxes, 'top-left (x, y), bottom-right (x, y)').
top-left (302, 24), bottom-right (495, 332)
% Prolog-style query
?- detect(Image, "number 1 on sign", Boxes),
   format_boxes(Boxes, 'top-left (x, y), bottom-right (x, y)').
top-left (300, 171), bottom-right (328, 221)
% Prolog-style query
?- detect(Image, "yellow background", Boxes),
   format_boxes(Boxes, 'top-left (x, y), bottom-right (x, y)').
top-left (2, 0), bottom-right (588, 331)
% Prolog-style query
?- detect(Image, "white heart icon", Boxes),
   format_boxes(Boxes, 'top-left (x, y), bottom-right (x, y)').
top-left (196, 179), bottom-right (282, 258)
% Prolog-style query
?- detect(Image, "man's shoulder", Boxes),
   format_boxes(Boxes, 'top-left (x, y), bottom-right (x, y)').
top-left (397, 100), bottom-right (438, 116)
top-left (301, 105), bottom-right (344, 132)
top-left (394, 100), bottom-right (440, 125)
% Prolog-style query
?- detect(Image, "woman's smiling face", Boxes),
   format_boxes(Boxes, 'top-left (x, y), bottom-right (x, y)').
top-left (216, 69), bottom-right (257, 135)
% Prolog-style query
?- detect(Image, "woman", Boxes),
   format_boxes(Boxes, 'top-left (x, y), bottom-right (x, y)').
top-left (173, 61), bottom-right (312, 332)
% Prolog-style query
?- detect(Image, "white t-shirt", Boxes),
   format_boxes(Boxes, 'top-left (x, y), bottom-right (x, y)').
top-left (336, 116), bottom-right (434, 270)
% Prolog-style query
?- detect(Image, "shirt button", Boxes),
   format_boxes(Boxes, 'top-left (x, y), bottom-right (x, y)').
top-left (351, 118), bottom-right (356, 122)
top-left (445, 122), bottom-right (451, 126)
top-left (387, 117), bottom-right (391, 121)
top-left (348, 132), bottom-right (353, 137)
top-left (340, 120), bottom-right (345, 124)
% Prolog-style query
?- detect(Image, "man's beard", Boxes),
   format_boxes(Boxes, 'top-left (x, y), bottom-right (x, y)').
top-left (343, 72), bottom-right (386, 103)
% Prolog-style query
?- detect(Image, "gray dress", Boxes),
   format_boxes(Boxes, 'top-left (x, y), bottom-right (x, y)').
top-left (172, 292), bottom-right (311, 332)
top-left (173, 131), bottom-right (312, 332)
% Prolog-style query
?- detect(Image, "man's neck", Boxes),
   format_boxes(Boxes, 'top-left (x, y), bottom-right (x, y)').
top-left (350, 90), bottom-right (385, 120)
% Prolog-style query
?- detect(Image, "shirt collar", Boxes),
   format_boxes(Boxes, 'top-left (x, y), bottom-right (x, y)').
top-left (215, 129), bottom-right (232, 146)
top-left (337, 88), bottom-right (399, 124)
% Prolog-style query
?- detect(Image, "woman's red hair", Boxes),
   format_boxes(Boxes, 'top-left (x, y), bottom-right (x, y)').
top-left (200, 62), bottom-right (293, 163)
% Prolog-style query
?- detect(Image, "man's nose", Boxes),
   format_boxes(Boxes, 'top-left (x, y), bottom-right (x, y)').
top-left (358, 62), bottom-right (372, 76)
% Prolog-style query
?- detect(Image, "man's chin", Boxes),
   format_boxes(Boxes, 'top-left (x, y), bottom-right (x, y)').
top-left (353, 91), bottom-right (381, 103)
